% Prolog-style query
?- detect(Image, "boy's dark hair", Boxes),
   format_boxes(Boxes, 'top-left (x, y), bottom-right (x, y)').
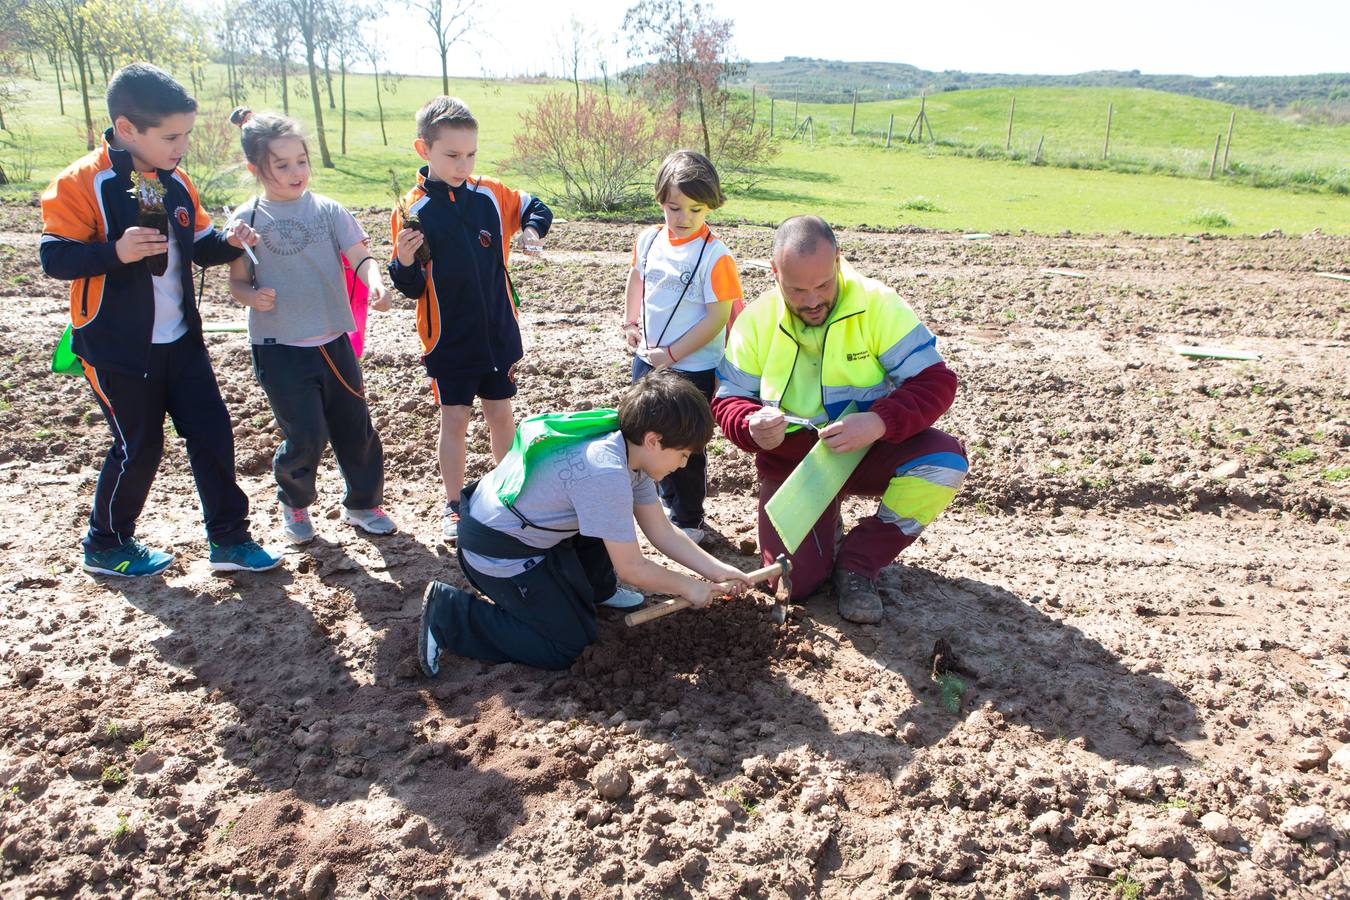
top-left (416, 96), bottom-right (477, 144)
top-left (230, 107), bottom-right (310, 185)
top-left (655, 150), bottom-right (725, 209)
top-left (106, 63), bottom-right (198, 131)
top-left (618, 369), bottom-right (714, 450)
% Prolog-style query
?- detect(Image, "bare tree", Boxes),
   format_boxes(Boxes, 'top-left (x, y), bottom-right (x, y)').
top-left (284, 0), bottom-right (334, 167)
top-left (364, 36), bottom-right (402, 146)
top-left (258, 3), bottom-right (298, 115)
top-left (25, 0), bottom-right (96, 149)
top-left (556, 17), bottom-right (591, 112)
top-left (410, 0), bottom-right (475, 96)
top-left (623, 0), bottom-right (741, 160)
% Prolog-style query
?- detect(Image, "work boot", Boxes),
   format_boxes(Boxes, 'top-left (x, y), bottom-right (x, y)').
top-left (833, 566), bottom-right (883, 624)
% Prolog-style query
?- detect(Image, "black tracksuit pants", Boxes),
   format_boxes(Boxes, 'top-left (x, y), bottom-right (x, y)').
top-left (250, 334), bottom-right (384, 511)
top-left (81, 334), bottom-right (251, 553)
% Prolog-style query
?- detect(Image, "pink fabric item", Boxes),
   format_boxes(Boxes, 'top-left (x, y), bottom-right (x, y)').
top-left (342, 253), bottom-right (369, 357)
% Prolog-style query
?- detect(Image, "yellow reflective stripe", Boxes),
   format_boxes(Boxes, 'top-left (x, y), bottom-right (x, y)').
top-left (880, 476), bottom-right (959, 527)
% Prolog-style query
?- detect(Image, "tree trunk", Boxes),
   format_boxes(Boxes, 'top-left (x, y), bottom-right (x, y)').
top-left (440, 41), bottom-right (449, 96)
top-left (53, 52), bottom-right (65, 116)
top-left (695, 83), bottom-right (711, 159)
top-left (226, 46), bottom-right (236, 106)
top-left (28, 50), bottom-right (38, 78)
top-left (279, 56), bottom-right (289, 114)
top-left (339, 59), bottom-right (347, 155)
top-left (322, 46), bottom-right (335, 109)
top-left (302, 37), bottom-right (334, 167)
top-left (75, 38), bottom-right (95, 150)
top-left (374, 64), bottom-right (387, 145)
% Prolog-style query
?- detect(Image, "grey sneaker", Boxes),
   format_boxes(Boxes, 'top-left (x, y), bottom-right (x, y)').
top-left (833, 567), bottom-right (883, 624)
top-left (442, 501), bottom-right (460, 544)
top-left (281, 504), bottom-right (315, 544)
top-left (342, 506), bottom-right (397, 535)
top-left (599, 587), bottom-right (644, 609)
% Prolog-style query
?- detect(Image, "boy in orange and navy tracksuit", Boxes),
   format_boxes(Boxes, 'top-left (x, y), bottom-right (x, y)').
top-left (40, 63), bottom-right (281, 576)
top-left (389, 96), bottom-right (552, 543)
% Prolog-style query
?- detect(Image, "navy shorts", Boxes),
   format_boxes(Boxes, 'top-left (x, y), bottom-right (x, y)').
top-left (432, 369), bottom-right (517, 407)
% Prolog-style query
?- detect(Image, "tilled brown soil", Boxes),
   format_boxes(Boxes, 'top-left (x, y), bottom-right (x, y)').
top-left (1, 202), bottom-right (1348, 898)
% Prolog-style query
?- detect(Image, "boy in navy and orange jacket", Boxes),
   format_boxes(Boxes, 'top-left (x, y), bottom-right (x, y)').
top-left (389, 96), bottom-right (552, 543)
top-left (40, 63), bottom-right (281, 576)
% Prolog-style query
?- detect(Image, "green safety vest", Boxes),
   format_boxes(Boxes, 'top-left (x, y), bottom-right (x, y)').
top-left (488, 408), bottom-right (620, 505)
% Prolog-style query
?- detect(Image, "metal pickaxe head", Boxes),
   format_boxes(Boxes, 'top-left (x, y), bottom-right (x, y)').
top-left (769, 554), bottom-right (792, 625)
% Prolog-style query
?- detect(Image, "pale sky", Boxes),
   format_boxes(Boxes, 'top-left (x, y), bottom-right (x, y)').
top-left (369, 0), bottom-right (1350, 80)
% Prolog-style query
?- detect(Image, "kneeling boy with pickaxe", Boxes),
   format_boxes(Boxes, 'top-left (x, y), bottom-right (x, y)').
top-left (417, 369), bottom-right (754, 673)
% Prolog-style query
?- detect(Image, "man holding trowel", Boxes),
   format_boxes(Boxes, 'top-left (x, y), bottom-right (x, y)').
top-left (712, 216), bottom-right (967, 624)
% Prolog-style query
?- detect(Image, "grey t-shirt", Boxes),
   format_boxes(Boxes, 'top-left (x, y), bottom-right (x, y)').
top-left (230, 192), bottom-right (367, 345)
top-left (462, 431), bottom-right (660, 578)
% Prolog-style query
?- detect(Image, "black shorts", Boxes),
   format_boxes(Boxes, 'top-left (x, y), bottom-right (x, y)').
top-left (432, 369), bottom-right (517, 407)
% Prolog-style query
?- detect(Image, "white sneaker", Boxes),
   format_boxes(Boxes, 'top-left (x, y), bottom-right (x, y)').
top-left (442, 502), bottom-right (460, 543)
top-left (281, 504), bottom-right (315, 544)
top-left (680, 523), bottom-right (706, 545)
top-left (342, 506), bottom-right (398, 535)
top-left (599, 587), bottom-right (644, 609)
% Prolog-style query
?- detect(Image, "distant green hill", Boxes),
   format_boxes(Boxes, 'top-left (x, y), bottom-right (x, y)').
top-left (741, 58), bottom-right (1350, 118)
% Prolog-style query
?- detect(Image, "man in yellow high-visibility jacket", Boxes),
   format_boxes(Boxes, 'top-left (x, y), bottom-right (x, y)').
top-left (712, 216), bottom-right (967, 623)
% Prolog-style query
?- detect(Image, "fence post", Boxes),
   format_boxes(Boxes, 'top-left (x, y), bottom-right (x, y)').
top-left (1103, 103), bottom-right (1113, 159)
top-left (751, 85), bottom-right (756, 125)
top-left (885, 112), bottom-right (894, 148)
top-left (794, 89), bottom-right (799, 127)
top-left (850, 89), bottom-right (858, 135)
top-left (1034, 134), bottom-right (1045, 164)
top-left (1209, 133), bottom-right (1221, 178)
top-left (1006, 94), bottom-right (1015, 151)
top-left (769, 97), bottom-right (775, 135)
top-left (1222, 110), bottom-right (1235, 171)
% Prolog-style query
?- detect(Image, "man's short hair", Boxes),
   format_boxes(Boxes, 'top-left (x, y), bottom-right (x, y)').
top-left (417, 96), bottom-right (478, 144)
top-left (618, 369), bottom-right (714, 451)
top-left (106, 63), bottom-right (197, 131)
top-left (772, 215), bottom-right (838, 261)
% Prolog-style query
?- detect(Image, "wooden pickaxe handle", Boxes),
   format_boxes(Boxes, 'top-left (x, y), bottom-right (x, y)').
top-left (623, 557), bottom-right (789, 627)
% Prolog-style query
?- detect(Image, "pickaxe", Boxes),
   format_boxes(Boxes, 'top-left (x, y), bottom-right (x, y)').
top-left (623, 554), bottom-right (793, 627)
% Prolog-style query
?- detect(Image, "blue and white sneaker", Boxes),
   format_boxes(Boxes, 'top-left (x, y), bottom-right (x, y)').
top-left (82, 539), bottom-right (174, 577)
top-left (208, 540), bottom-right (283, 572)
top-left (599, 587), bottom-right (645, 609)
top-left (418, 582), bottom-right (453, 678)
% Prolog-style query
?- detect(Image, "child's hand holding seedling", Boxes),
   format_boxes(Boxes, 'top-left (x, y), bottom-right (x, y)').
top-left (115, 227), bottom-right (169, 264)
top-left (395, 228), bottom-right (425, 266)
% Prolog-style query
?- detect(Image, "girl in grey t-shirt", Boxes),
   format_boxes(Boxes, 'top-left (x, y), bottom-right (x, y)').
top-left (226, 108), bottom-right (397, 544)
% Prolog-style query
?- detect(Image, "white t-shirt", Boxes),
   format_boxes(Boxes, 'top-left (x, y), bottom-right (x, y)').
top-left (633, 224), bottom-right (742, 373)
top-left (151, 235), bottom-right (187, 344)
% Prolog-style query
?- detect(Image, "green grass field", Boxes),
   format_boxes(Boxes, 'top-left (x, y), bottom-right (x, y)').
top-left (1, 66), bottom-right (1346, 235)
top-left (761, 87), bottom-right (1350, 191)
